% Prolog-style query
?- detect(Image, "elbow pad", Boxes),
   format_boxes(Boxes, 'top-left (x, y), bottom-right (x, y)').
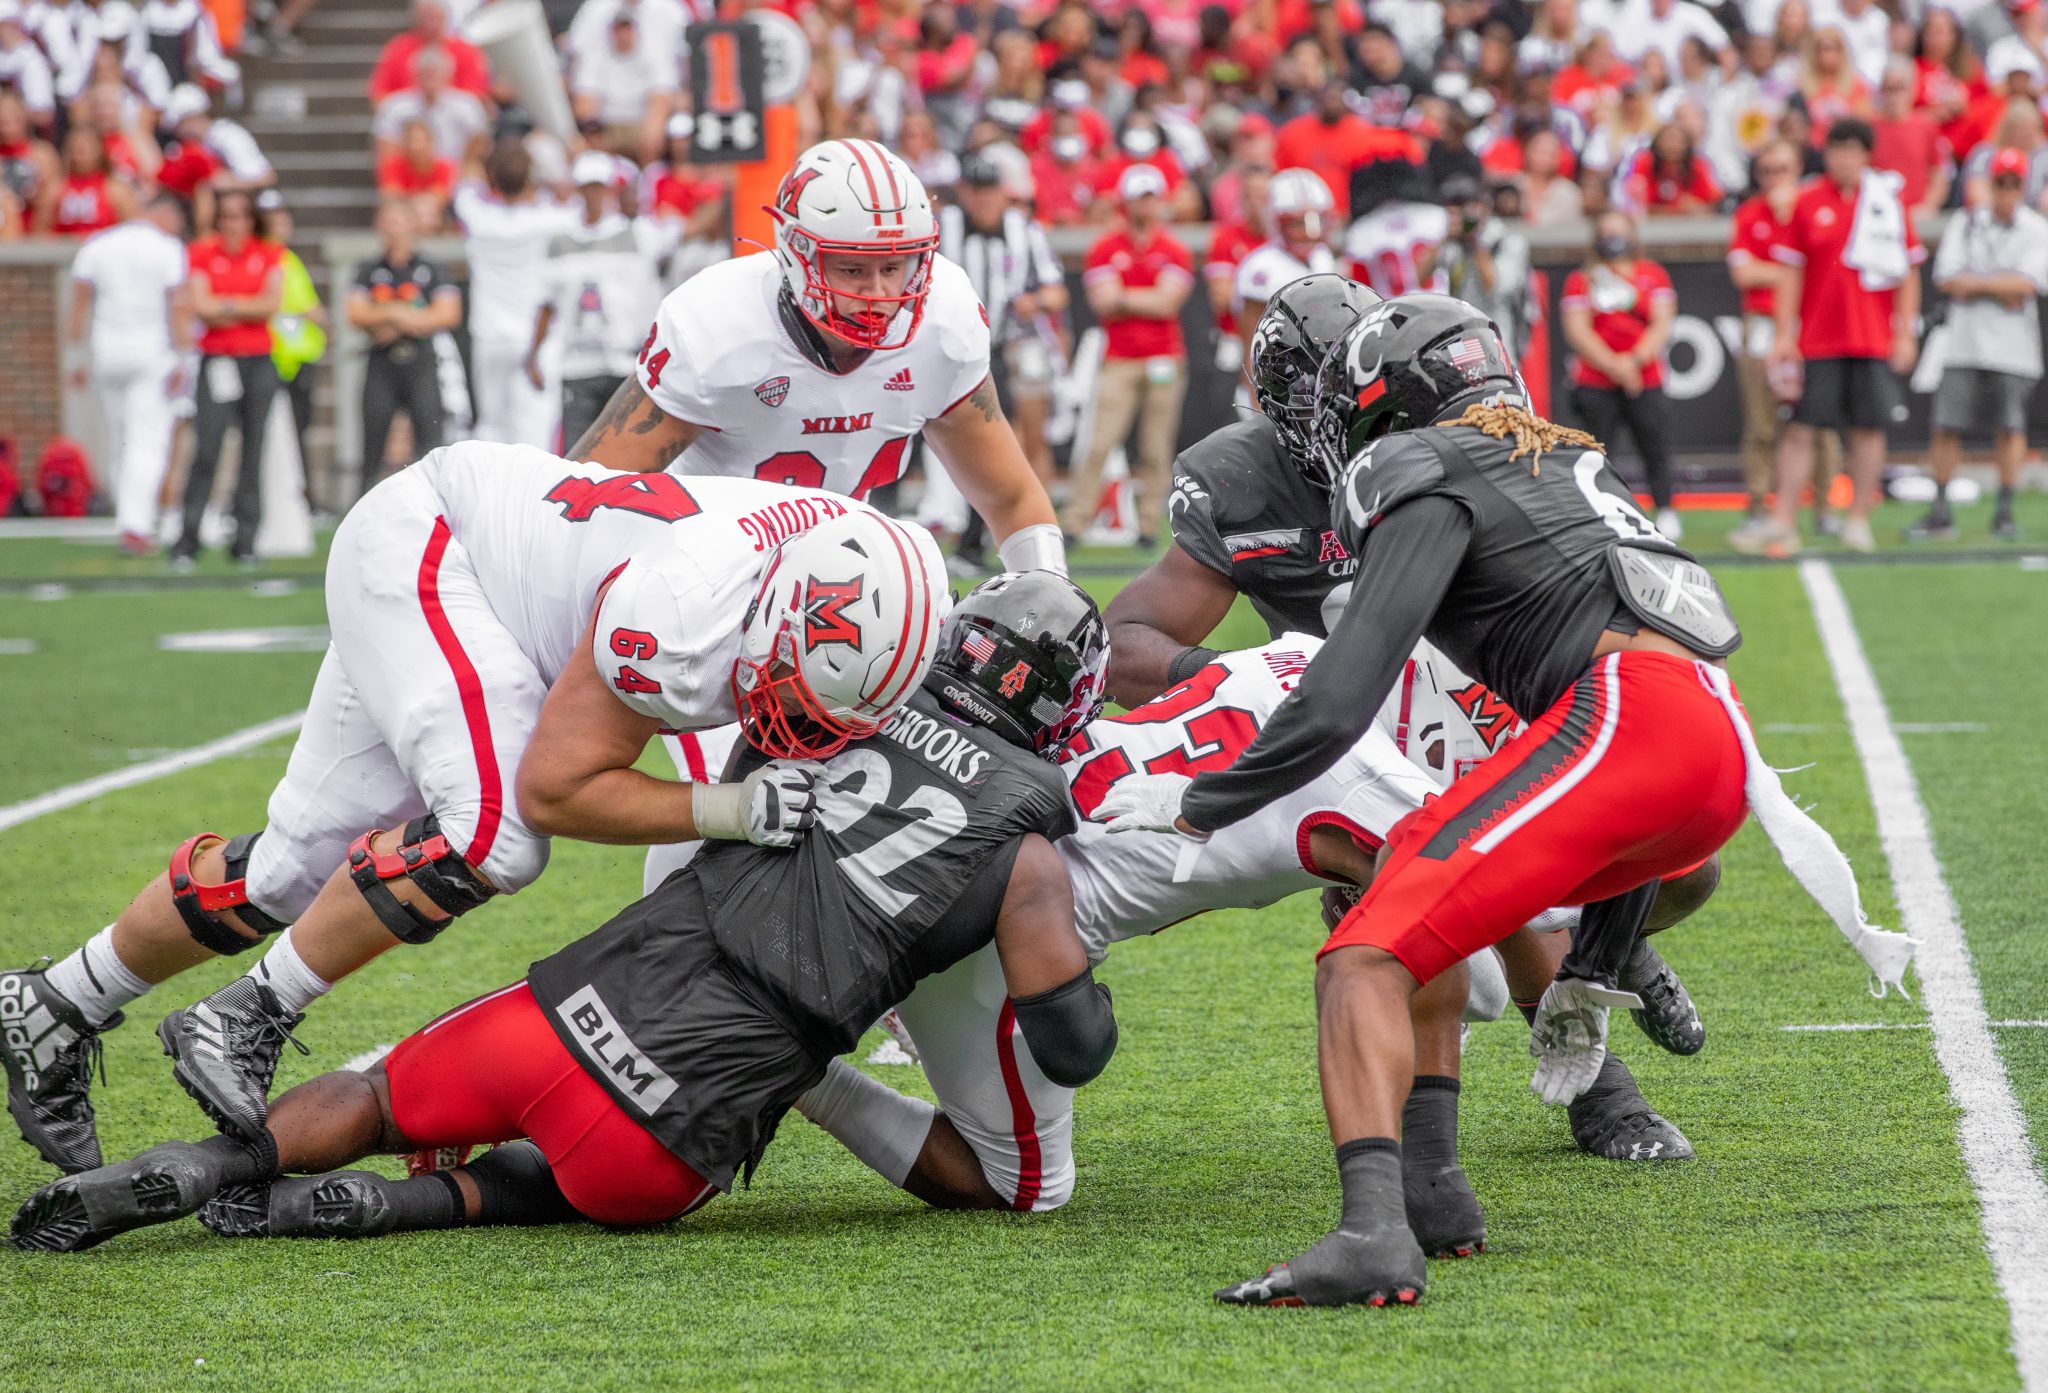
top-left (1011, 967), bottom-right (1118, 1088)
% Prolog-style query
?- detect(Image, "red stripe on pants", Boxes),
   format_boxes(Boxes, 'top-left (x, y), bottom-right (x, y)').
top-left (994, 998), bottom-right (1043, 1211)
top-left (417, 517), bottom-right (501, 866)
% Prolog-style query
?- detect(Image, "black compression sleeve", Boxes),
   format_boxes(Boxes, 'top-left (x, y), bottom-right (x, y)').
top-left (1011, 966), bottom-right (1118, 1087)
top-left (1166, 645), bottom-right (1221, 686)
top-left (1180, 496), bottom-right (1474, 833)
top-left (1559, 880), bottom-right (1659, 989)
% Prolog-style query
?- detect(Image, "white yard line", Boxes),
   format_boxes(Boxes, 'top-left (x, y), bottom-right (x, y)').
top-left (343, 1044), bottom-right (394, 1072)
top-left (1801, 559), bottom-right (2048, 1390)
top-left (0, 712), bottom-right (305, 836)
top-left (1784, 1021), bottom-right (2048, 1033)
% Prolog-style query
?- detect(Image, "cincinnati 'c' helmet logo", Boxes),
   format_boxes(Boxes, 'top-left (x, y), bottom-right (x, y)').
top-left (803, 577), bottom-right (865, 652)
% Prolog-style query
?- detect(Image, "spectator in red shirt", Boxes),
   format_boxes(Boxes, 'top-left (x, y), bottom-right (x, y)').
top-left (1797, 28), bottom-right (1871, 145)
top-left (39, 123), bottom-right (129, 236)
top-left (1116, 11), bottom-right (1172, 90)
top-left (1017, 83), bottom-right (1111, 157)
top-left (1561, 209), bottom-right (1683, 538)
top-left (1915, 7), bottom-right (1990, 159)
top-left (1725, 138), bottom-right (1843, 524)
top-left (1745, 117), bottom-right (1925, 556)
top-left (375, 118), bottom-right (456, 232)
top-left (1625, 123), bottom-right (1723, 215)
top-left (1088, 116), bottom-right (1200, 222)
top-left (1204, 165), bottom-right (1269, 354)
top-left (1064, 164), bottom-right (1194, 545)
top-left (1871, 57), bottom-right (1954, 217)
top-left (1274, 81), bottom-right (1423, 217)
top-left (367, 0), bottom-right (490, 104)
top-left (1206, 112), bottom-right (1275, 227)
top-left (1555, 32), bottom-right (1634, 122)
top-left (1029, 108), bottom-right (1107, 224)
top-left (177, 187), bottom-right (285, 566)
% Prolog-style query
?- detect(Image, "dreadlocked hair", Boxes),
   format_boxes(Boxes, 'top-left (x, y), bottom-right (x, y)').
top-left (1442, 403), bottom-right (1601, 473)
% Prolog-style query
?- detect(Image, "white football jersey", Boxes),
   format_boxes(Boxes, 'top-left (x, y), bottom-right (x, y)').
top-left (1344, 201), bottom-right (1450, 298)
top-left (1372, 637), bottom-right (1526, 788)
top-left (1232, 240), bottom-right (1335, 317)
top-left (414, 441), bottom-right (882, 729)
top-left (633, 250), bottom-right (991, 498)
top-left (1056, 635), bottom-right (1439, 959)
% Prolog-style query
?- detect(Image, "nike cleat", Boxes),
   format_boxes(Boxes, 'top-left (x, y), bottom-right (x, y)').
top-left (1619, 940), bottom-right (1704, 1055)
top-left (1216, 1222), bottom-right (1427, 1308)
top-left (1404, 1159), bottom-right (1486, 1259)
top-left (156, 979), bottom-right (308, 1144)
top-left (11, 1141), bottom-right (240, 1252)
top-left (2, 966), bottom-right (119, 1174)
top-left (1568, 1056), bottom-right (1693, 1161)
top-left (200, 1173), bottom-right (398, 1239)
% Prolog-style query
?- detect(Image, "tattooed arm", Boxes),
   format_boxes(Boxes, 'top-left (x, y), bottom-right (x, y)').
top-left (570, 376), bottom-right (707, 473)
top-left (922, 374), bottom-right (1061, 549)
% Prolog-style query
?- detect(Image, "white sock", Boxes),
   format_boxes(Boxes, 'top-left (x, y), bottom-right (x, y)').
top-left (248, 927), bottom-right (334, 1015)
top-left (43, 925), bottom-right (152, 1028)
top-left (794, 1056), bottom-right (936, 1188)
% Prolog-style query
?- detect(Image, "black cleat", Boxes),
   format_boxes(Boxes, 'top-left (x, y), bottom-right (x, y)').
top-left (1404, 1157), bottom-right (1486, 1259)
top-left (2, 966), bottom-right (119, 1174)
top-left (1619, 940), bottom-right (1704, 1056)
top-left (10, 1141), bottom-right (239, 1251)
top-left (201, 1173), bottom-right (398, 1239)
top-left (1216, 1222), bottom-right (1427, 1308)
top-left (1568, 1055), bottom-right (1693, 1161)
top-left (156, 979), bottom-right (308, 1144)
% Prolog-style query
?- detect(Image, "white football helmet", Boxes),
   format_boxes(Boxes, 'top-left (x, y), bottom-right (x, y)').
top-left (766, 139), bottom-right (940, 351)
top-left (1267, 167), bottom-right (1334, 252)
top-left (732, 511), bottom-right (951, 759)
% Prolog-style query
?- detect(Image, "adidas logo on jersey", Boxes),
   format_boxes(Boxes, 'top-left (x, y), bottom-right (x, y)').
top-left (802, 413), bottom-right (874, 435)
top-left (883, 368), bottom-right (915, 391)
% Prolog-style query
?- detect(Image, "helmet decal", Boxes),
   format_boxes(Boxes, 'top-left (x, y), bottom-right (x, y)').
top-left (802, 576), bottom-right (865, 652)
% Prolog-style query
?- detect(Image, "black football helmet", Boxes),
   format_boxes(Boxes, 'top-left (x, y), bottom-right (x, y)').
top-left (1248, 273), bottom-right (1383, 488)
top-left (924, 571), bottom-right (1109, 760)
top-left (1310, 292), bottom-right (1526, 487)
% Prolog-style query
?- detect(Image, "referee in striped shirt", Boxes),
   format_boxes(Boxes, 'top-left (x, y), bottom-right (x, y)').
top-left (939, 154), bottom-right (1069, 567)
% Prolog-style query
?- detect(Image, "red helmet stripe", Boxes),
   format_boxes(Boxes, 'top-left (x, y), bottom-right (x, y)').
top-left (862, 138), bottom-right (906, 226)
top-left (856, 516), bottom-right (932, 715)
top-left (839, 138), bottom-right (887, 231)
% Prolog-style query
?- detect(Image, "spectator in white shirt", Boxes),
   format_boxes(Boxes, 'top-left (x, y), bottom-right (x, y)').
top-left (1986, 0), bottom-right (2048, 94)
top-left (18, 0), bottom-right (80, 98)
top-left (1616, 0), bottom-right (1730, 73)
top-left (568, 0), bottom-right (684, 96)
top-left (161, 82), bottom-right (272, 189)
top-left (1912, 145), bottom-right (2048, 542)
top-left (65, 189), bottom-right (191, 551)
top-left (1813, 0), bottom-right (1892, 88)
top-left (79, 4), bottom-right (171, 112)
top-left (455, 139), bottom-right (579, 447)
top-left (136, 0), bottom-right (236, 92)
top-left (569, 8), bottom-right (674, 163)
top-left (0, 3), bottom-right (58, 126)
top-left (374, 46), bottom-right (490, 167)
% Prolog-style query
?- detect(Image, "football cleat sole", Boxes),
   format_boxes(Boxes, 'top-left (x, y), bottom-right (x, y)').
top-left (9, 1144), bottom-right (216, 1252)
top-left (1214, 1264), bottom-right (1423, 1308)
top-left (200, 1173), bottom-right (395, 1239)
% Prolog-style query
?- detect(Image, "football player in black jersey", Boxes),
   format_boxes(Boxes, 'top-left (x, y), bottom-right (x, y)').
top-left (1094, 293), bottom-right (1766, 1308)
top-left (1104, 275), bottom-right (1716, 1165)
top-left (11, 575), bottom-right (1118, 1252)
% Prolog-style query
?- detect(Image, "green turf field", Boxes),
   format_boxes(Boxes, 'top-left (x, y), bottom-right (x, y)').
top-left (1, 550), bottom-right (2042, 1392)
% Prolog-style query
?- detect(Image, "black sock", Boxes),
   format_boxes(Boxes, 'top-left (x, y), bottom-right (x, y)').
top-left (1401, 1077), bottom-right (1460, 1173)
top-left (1578, 1051), bottom-right (1638, 1102)
top-left (194, 1132), bottom-right (278, 1185)
top-left (1996, 485), bottom-right (2016, 511)
top-left (1331, 1137), bottom-right (1406, 1233)
top-left (461, 1141), bottom-right (579, 1227)
top-left (1934, 478), bottom-right (1950, 504)
top-left (376, 1171), bottom-right (465, 1231)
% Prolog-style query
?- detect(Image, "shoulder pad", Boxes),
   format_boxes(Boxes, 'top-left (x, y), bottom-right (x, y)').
top-left (591, 554), bottom-right (745, 727)
top-left (1334, 431), bottom-right (1450, 548)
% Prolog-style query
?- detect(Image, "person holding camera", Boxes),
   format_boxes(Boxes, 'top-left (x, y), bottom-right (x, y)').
top-left (1435, 173), bottom-right (1531, 364)
top-left (1910, 146), bottom-right (2048, 542)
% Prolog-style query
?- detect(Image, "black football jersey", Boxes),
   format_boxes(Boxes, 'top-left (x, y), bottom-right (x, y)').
top-left (1334, 423), bottom-right (1691, 719)
top-left (1169, 415), bottom-right (1355, 638)
top-left (526, 692), bottom-right (1074, 1184)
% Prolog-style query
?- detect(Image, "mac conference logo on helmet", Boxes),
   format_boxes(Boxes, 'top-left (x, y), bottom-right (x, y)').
top-left (803, 577), bottom-right (865, 653)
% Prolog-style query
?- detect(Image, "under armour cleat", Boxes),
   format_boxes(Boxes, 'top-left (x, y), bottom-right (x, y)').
top-left (1620, 940), bottom-right (1704, 1056)
top-left (1216, 1224), bottom-right (1427, 1308)
top-left (156, 979), bottom-right (308, 1144)
top-left (201, 1173), bottom-right (398, 1239)
top-left (1568, 1056), bottom-right (1693, 1161)
top-left (2, 966), bottom-right (119, 1174)
top-left (10, 1140), bottom-right (248, 1252)
top-left (1404, 1158), bottom-right (1486, 1259)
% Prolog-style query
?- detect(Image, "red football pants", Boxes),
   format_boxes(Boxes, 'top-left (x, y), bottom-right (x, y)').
top-left (1327, 650), bottom-right (1750, 983)
top-left (382, 981), bottom-right (717, 1226)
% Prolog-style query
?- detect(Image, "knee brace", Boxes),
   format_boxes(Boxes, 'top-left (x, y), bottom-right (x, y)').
top-left (463, 1140), bottom-right (578, 1227)
top-left (170, 832), bottom-right (290, 955)
top-left (347, 814), bottom-right (497, 946)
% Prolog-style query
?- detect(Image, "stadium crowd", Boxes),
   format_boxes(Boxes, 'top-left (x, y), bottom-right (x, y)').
top-left (4, 0), bottom-right (2046, 551)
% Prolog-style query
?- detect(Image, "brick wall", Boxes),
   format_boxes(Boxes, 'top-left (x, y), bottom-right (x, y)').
top-left (0, 260), bottom-right (63, 468)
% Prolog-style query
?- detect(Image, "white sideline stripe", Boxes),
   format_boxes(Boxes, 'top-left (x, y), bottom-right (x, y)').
top-left (344, 1044), bottom-right (394, 1072)
top-left (0, 712), bottom-right (305, 836)
top-left (1785, 1021), bottom-right (2048, 1033)
top-left (1801, 559), bottom-right (2048, 1390)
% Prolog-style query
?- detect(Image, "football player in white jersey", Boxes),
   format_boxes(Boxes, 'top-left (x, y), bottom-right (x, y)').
top-left (782, 632), bottom-right (1505, 1257)
top-left (570, 138), bottom-right (1066, 580)
top-left (1343, 161), bottom-right (1450, 299)
top-left (4, 443), bottom-right (951, 1176)
top-left (1231, 168), bottom-right (1338, 361)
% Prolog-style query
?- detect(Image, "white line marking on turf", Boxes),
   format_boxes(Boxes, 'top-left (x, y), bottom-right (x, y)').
top-left (0, 712), bottom-right (305, 836)
top-left (1784, 1021), bottom-right (2048, 1032)
top-left (1801, 558), bottom-right (2048, 1390)
top-left (344, 1044), bottom-right (394, 1072)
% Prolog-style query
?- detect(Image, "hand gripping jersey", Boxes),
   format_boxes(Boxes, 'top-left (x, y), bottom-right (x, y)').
top-left (526, 689), bottom-right (1073, 1189)
top-left (1056, 636), bottom-right (1438, 959)
top-left (1167, 420), bottom-right (1513, 788)
top-left (413, 441), bottom-right (882, 728)
top-left (632, 251), bottom-right (991, 498)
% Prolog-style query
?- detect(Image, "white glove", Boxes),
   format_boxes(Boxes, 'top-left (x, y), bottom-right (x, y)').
top-left (690, 761), bottom-right (823, 847)
top-left (1091, 772), bottom-right (1204, 837)
top-left (1528, 976), bottom-right (1644, 1106)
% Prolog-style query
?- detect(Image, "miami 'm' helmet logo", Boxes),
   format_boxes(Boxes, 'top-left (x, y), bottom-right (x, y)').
top-left (803, 577), bottom-right (865, 652)
top-left (1450, 682), bottom-right (1518, 750)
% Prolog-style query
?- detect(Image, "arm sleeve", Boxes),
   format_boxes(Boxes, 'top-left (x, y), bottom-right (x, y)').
top-left (1180, 495), bottom-right (1474, 833)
